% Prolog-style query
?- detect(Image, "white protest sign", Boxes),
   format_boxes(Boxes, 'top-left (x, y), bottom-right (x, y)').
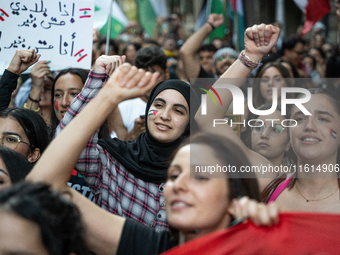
top-left (0, 0), bottom-right (94, 74)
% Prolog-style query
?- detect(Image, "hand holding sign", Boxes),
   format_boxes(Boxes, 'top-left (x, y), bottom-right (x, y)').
top-left (0, 0), bottom-right (94, 73)
top-left (7, 49), bottom-right (40, 75)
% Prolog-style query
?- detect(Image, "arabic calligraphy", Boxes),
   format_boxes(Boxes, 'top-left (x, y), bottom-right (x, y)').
top-left (0, 0), bottom-right (93, 67)
top-left (6, 1), bottom-right (82, 28)
top-left (3, 36), bottom-right (54, 53)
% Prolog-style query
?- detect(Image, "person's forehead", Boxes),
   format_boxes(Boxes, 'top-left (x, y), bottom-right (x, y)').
top-left (145, 65), bottom-right (165, 74)
top-left (156, 89), bottom-right (185, 99)
top-left (154, 89), bottom-right (188, 107)
top-left (0, 118), bottom-right (25, 135)
top-left (292, 94), bottom-right (338, 116)
top-left (55, 73), bottom-right (84, 90)
top-left (257, 110), bottom-right (284, 122)
top-left (218, 54), bottom-right (236, 59)
top-left (293, 42), bottom-right (304, 49)
top-left (199, 51), bottom-right (215, 56)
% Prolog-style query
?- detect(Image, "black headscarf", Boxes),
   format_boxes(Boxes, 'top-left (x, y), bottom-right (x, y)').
top-left (98, 80), bottom-right (199, 184)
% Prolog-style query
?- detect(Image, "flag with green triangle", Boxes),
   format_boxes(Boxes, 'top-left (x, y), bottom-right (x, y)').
top-left (94, 0), bottom-right (129, 39)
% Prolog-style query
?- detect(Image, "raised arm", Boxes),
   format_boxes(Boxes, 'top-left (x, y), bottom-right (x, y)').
top-left (0, 49), bottom-right (40, 111)
top-left (28, 62), bottom-right (159, 188)
top-left (151, 16), bottom-right (166, 42)
top-left (23, 60), bottom-right (51, 111)
top-left (6, 49), bottom-right (40, 75)
top-left (195, 24), bottom-right (280, 190)
top-left (27, 64), bottom-right (159, 255)
top-left (180, 14), bottom-right (223, 79)
top-left (54, 55), bottom-right (125, 137)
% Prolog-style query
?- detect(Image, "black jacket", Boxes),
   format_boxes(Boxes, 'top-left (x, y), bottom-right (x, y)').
top-left (0, 69), bottom-right (19, 111)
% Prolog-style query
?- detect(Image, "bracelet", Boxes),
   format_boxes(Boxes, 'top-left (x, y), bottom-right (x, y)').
top-left (238, 50), bottom-right (262, 69)
top-left (207, 22), bottom-right (215, 30)
top-left (28, 95), bottom-right (40, 103)
top-left (24, 103), bottom-right (40, 112)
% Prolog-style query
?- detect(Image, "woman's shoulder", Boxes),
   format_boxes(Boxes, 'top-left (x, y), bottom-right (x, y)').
top-left (117, 219), bottom-right (174, 255)
top-left (261, 173), bottom-right (294, 203)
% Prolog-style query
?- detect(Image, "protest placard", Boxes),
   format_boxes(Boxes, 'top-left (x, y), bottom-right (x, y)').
top-left (0, 0), bottom-right (94, 73)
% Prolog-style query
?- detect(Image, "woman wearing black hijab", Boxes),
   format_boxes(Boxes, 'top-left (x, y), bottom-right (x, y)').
top-left (54, 56), bottom-right (198, 232)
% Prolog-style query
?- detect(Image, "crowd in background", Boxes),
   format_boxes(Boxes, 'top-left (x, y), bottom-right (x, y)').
top-left (1, 2), bottom-right (340, 254)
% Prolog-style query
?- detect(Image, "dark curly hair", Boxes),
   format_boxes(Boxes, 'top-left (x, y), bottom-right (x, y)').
top-left (0, 182), bottom-right (89, 254)
top-left (134, 46), bottom-right (167, 71)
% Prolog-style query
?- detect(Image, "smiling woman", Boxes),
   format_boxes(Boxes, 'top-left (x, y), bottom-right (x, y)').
top-left (51, 57), bottom-right (199, 232)
top-left (196, 23), bottom-right (340, 213)
top-left (27, 116), bottom-right (278, 255)
top-left (50, 68), bottom-right (88, 136)
top-left (146, 87), bottom-right (189, 143)
top-left (164, 133), bottom-right (260, 244)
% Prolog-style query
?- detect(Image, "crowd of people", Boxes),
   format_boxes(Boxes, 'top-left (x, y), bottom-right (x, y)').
top-left (1, 4), bottom-right (340, 254)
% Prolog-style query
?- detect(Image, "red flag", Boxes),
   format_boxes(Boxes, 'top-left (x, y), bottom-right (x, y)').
top-left (230, 0), bottom-right (237, 11)
top-left (294, 0), bottom-right (331, 36)
top-left (161, 212), bottom-right (340, 255)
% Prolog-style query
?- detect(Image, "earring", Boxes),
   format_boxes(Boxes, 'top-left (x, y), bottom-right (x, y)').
top-left (28, 159), bottom-right (31, 162)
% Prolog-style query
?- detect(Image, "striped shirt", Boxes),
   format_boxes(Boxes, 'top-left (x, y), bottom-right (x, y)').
top-left (56, 71), bottom-right (168, 232)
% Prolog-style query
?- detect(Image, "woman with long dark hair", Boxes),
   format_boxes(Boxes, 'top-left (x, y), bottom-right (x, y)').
top-left (27, 59), bottom-right (279, 253)
top-left (50, 68), bottom-right (89, 135)
top-left (196, 24), bottom-right (340, 212)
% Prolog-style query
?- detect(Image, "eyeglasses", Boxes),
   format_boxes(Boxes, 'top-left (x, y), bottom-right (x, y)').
top-left (251, 122), bottom-right (286, 136)
top-left (0, 134), bottom-right (32, 150)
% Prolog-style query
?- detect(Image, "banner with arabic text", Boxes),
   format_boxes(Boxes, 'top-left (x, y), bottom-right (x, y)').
top-left (0, 0), bottom-right (94, 74)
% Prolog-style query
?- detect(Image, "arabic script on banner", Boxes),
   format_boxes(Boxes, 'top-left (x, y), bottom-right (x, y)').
top-left (0, 0), bottom-right (94, 73)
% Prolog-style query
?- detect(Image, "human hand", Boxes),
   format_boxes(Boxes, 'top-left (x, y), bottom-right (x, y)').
top-left (7, 49), bottom-right (41, 75)
top-left (207, 14), bottom-right (224, 29)
top-left (230, 196), bottom-right (279, 227)
top-left (31, 61), bottom-right (51, 89)
top-left (94, 55), bottom-right (126, 76)
top-left (103, 63), bottom-right (159, 103)
top-left (244, 24), bottom-right (280, 62)
top-left (157, 16), bottom-right (166, 25)
top-left (128, 117), bottom-right (146, 140)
